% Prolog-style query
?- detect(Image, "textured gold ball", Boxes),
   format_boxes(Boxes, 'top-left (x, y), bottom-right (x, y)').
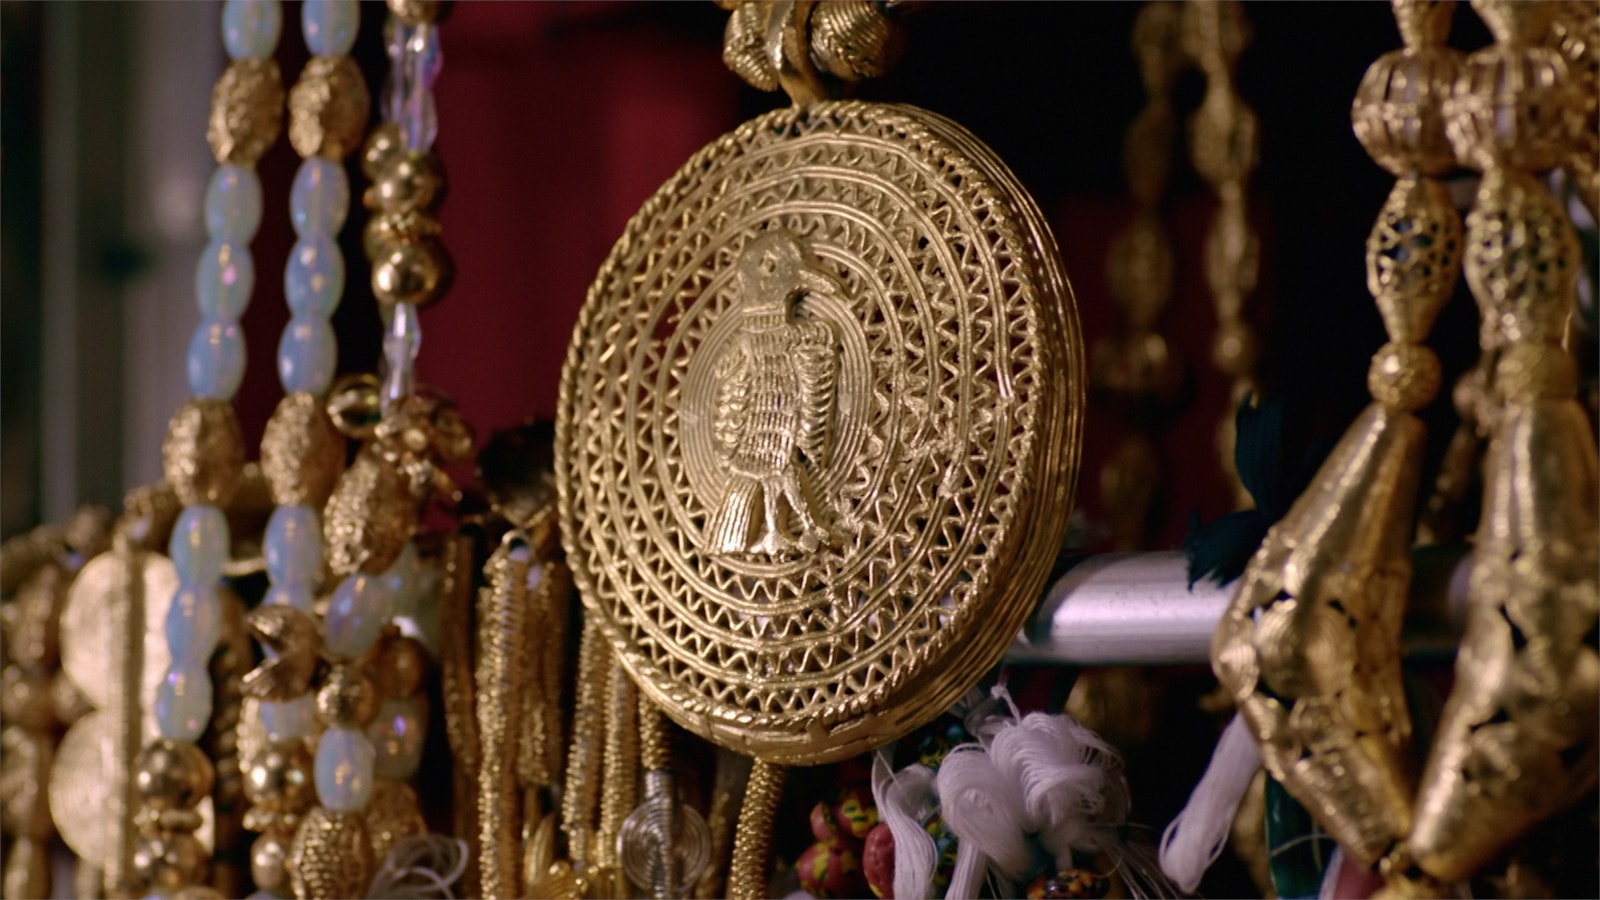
top-left (1367, 341), bottom-right (1442, 411)
top-left (386, 0), bottom-right (442, 26)
top-left (261, 392), bottom-right (346, 508)
top-left (371, 633), bottom-right (429, 698)
top-left (317, 663), bottom-right (379, 727)
top-left (242, 739), bottom-right (315, 811)
top-left (206, 58), bottom-right (286, 166)
top-left (290, 808), bottom-right (374, 900)
top-left (162, 399), bottom-right (246, 508)
top-left (1495, 343), bottom-right (1579, 403)
top-left (289, 55), bottom-right (370, 160)
top-left (372, 239), bottom-right (451, 309)
top-left (363, 209), bottom-right (443, 262)
top-left (132, 831), bottom-right (209, 890)
top-left (0, 668), bottom-right (56, 731)
top-left (370, 151), bottom-right (445, 213)
top-left (133, 739), bottom-right (216, 811)
top-left (1445, 46), bottom-right (1583, 172)
top-left (250, 831), bottom-right (292, 892)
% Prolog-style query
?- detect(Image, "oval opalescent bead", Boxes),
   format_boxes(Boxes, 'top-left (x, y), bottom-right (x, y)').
top-left (260, 695), bottom-right (318, 742)
top-left (302, 0), bottom-right (359, 57)
top-left (165, 583), bottom-right (222, 663)
top-left (223, 0), bottom-right (282, 60)
top-left (262, 582), bottom-right (316, 612)
top-left (314, 725), bottom-right (376, 812)
top-left (368, 697), bottom-right (427, 780)
top-left (324, 573), bottom-right (395, 659)
top-left (265, 505), bottom-right (323, 588)
top-left (289, 157), bottom-right (349, 237)
top-left (284, 235), bottom-right (344, 318)
top-left (277, 316), bottom-right (337, 395)
top-left (155, 660), bottom-right (214, 741)
top-left (186, 319), bottom-right (246, 400)
top-left (195, 240), bottom-right (255, 321)
top-left (204, 165), bottom-right (263, 242)
top-left (169, 505), bottom-right (230, 586)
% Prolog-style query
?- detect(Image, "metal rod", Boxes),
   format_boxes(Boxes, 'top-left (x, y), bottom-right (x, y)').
top-left (1006, 546), bottom-right (1472, 666)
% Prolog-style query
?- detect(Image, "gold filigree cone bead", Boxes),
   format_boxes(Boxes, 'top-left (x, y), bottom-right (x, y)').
top-left (1462, 171), bottom-right (1582, 346)
top-left (162, 399), bottom-right (246, 508)
top-left (1445, 44), bottom-right (1582, 172)
top-left (1352, 47), bottom-right (1463, 177)
top-left (323, 450), bottom-right (417, 577)
top-left (1409, 402), bottom-right (1600, 880)
top-left (1366, 177), bottom-right (1462, 343)
top-left (289, 55), bottom-right (371, 160)
top-left (1213, 403), bottom-right (1424, 867)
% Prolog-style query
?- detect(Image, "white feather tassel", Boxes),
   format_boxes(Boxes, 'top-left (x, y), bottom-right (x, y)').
top-left (936, 745), bottom-right (1036, 897)
top-left (1158, 712), bottom-right (1261, 894)
top-left (873, 751), bottom-right (941, 900)
top-left (990, 712), bottom-right (1130, 865)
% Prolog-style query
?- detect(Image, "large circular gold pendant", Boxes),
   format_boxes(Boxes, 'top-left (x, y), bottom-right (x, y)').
top-left (557, 100), bottom-right (1083, 764)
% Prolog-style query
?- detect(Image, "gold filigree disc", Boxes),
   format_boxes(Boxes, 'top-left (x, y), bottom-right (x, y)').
top-left (557, 100), bottom-right (1082, 764)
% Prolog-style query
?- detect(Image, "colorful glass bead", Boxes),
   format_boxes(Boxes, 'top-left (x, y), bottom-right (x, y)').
top-left (264, 505), bottom-right (322, 588)
top-left (797, 841), bottom-right (868, 899)
top-left (277, 315), bottom-right (337, 394)
top-left (204, 165), bottom-right (263, 243)
top-left (222, 0), bottom-right (282, 60)
top-left (169, 505), bottom-right (230, 586)
top-left (186, 319), bottom-right (247, 400)
top-left (289, 157), bottom-right (349, 237)
top-left (324, 573), bottom-right (396, 659)
top-left (834, 786), bottom-right (879, 841)
top-left (195, 239), bottom-right (255, 321)
top-left (915, 719), bottom-right (971, 770)
top-left (1025, 868), bottom-right (1110, 900)
top-left (284, 235), bottom-right (345, 318)
top-left (164, 583), bottom-right (222, 663)
top-left (810, 799), bottom-right (843, 844)
top-left (314, 725), bottom-right (376, 812)
top-left (155, 660), bottom-right (215, 742)
top-left (920, 811), bottom-right (959, 894)
top-left (863, 823), bottom-right (895, 899)
top-left (302, 0), bottom-right (359, 57)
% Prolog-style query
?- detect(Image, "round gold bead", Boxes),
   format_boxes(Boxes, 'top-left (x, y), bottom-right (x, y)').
top-left (361, 122), bottom-right (406, 181)
top-left (0, 668), bottom-right (56, 731)
top-left (1494, 343), bottom-right (1579, 403)
top-left (1367, 341), bottom-right (1442, 411)
top-left (386, 0), bottom-right (442, 26)
top-left (1351, 47), bottom-right (1462, 177)
top-left (1445, 46), bottom-right (1584, 172)
top-left (206, 58), bottom-right (286, 167)
top-left (810, 0), bottom-right (901, 82)
top-left (1211, 318), bottom-right (1258, 379)
top-left (242, 739), bottom-right (315, 812)
top-left (132, 831), bottom-right (209, 891)
top-left (133, 739), bottom-right (216, 811)
top-left (261, 392), bottom-right (346, 509)
top-left (289, 55), bottom-right (371, 160)
top-left (163, 399), bottom-right (246, 508)
top-left (372, 239), bottom-right (451, 309)
top-left (371, 632), bottom-right (429, 698)
top-left (363, 209), bottom-right (443, 262)
top-left (369, 151), bottom-right (445, 214)
top-left (317, 663), bottom-right (379, 727)
top-left (250, 831), bottom-right (292, 892)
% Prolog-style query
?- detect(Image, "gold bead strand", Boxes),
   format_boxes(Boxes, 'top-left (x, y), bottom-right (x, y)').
top-left (1547, 1), bottom-right (1599, 219)
top-left (1096, 0), bottom-right (1187, 552)
top-left (475, 534), bottom-right (532, 899)
top-left (1212, 0), bottom-right (1468, 871)
top-left (1183, 0), bottom-right (1262, 508)
top-left (1403, 0), bottom-right (1599, 887)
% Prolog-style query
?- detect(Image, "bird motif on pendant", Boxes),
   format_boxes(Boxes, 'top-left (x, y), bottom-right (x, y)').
top-left (704, 231), bottom-right (843, 558)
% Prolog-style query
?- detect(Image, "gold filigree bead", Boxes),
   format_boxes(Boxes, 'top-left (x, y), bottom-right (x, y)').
top-left (368, 151), bottom-right (445, 214)
top-left (207, 58), bottom-right (286, 167)
top-left (1463, 170), bottom-right (1582, 345)
top-left (363, 209), bottom-right (443, 262)
top-left (1445, 44), bottom-right (1583, 172)
top-left (132, 831), bottom-right (209, 891)
top-left (1190, 90), bottom-right (1260, 186)
top-left (250, 831), bottom-right (292, 893)
top-left (1493, 343), bottom-right (1579, 402)
top-left (722, 1), bottom-right (778, 92)
top-left (1352, 47), bottom-right (1463, 176)
top-left (371, 631), bottom-right (428, 698)
top-left (1368, 341), bottom-right (1443, 410)
top-left (372, 239), bottom-right (452, 309)
top-left (386, 0), bottom-right (441, 26)
top-left (361, 122), bottom-right (407, 182)
top-left (324, 450), bottom-right (416, 576)
top-left (290, 808), bottom-right (374, 900)
top-left (289, 55), bottom-right (371, 161)
top-left (1366, 176), bottom-right (1462, 342)
top-left (261, 392), bottom-right (346, 509)
top-left (242, 740), bottom-right (316, 813)
top-left (317, 663), bottom-right (379, 727)
top-left (133, 740), bottom-right (216, 812)
top-left (163, 399), bottom-right (247, 508)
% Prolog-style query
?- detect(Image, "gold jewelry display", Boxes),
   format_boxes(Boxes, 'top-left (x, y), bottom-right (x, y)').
top-left (1405, 0), bottom-right (1598, 885)
top-left (1212, 0), bottom-right (1464, 871)
top-left (1184, 0), bottom-right (1262, 508)
top-left (556, 1), bottom-right (1083, 895)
